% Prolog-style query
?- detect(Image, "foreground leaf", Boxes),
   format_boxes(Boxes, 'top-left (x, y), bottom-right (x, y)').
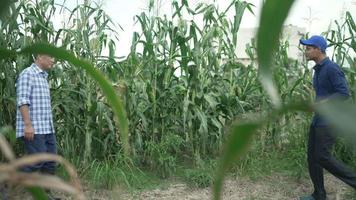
top-left (0, 0), bottom-right (11, 18)
top-left (256, 0), bottom-right (295, 107)
top-left (213, 121), bottom-right (261, 200)
top-left (27, 187), bottom-right (48, 200)
top-left (316, 101), bottom-right (356, 144)
top-left (213, 101), bottom-right (309, 200)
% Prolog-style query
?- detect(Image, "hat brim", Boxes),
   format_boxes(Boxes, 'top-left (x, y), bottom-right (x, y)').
top-left (299, 39), bottom-right (314, 46)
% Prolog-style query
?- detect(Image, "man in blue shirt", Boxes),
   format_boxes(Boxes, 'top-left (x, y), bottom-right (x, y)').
top-left (299, 35), bottom-right (356, 200)
top-left (16, 54), bottom-right (60, 199)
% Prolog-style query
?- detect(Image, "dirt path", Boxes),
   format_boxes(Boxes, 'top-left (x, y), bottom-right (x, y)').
top-left (10, 173), bottom-right (355, 199)
top-left (89, 173), bottom-right (355, 200)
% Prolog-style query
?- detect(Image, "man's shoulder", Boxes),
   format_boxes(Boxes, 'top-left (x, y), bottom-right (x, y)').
top-left (324, 60), bottom-right (345, 77)
top-left (19, 65), bottom-right (36, 76)
top-left (324, 59), bottom-right (340, 70)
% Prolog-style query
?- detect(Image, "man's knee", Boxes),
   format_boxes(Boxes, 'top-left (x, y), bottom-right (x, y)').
top-left (314, 152), bottom-right (331, 166)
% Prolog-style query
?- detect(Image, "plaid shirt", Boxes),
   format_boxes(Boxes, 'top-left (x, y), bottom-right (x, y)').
top-left (16, 63), bottom-right (55, 138)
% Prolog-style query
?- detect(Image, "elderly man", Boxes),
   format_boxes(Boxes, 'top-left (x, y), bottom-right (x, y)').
top-left (299, 35), bottom-right (356, 200)
top-left (16, 54), bottom-right (60, 199)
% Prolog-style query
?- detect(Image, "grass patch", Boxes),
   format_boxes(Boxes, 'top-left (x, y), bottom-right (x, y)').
top-left (57, 159), bottom-right (163, 191)
top-left (233, 148), bottom-right (308, 181)
top-left (81, 160), bottom-right (161, 190)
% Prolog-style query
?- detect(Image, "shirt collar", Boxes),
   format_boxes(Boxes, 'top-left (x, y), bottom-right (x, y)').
top-left (31, 63), bottom-right (48, 78)
top-left (313, 57), bottom-right (329, 70)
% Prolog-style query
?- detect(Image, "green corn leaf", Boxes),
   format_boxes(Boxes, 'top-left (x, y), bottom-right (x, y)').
top-left (256, 0), bottom-right (295, 107)
top-left (213, 101), bottom-right (310, 200)
top-left (213, 121), bottom-right (261, 200)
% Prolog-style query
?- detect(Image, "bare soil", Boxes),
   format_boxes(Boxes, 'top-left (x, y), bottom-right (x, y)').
top-left (84, 173), bottom-right (355, 200)
top-left (8, 173), bottom-right (355, 199)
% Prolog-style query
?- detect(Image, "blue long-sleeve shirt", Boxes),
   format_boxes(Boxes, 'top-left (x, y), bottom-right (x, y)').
top-left (312, 57), bottom-right (350, 126)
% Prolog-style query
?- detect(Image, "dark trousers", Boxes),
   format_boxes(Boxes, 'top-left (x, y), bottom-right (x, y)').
top-left (308, 125), bottom-right (356, 200)
top-left (21, 134), bottom-right (57, 174)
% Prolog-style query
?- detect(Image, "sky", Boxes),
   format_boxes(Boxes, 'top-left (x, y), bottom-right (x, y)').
top-left (58, 0), bottom-right (356, 57)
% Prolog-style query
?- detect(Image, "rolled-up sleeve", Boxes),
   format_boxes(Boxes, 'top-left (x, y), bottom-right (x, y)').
top-left (16, 72), bottom-right (32, 107)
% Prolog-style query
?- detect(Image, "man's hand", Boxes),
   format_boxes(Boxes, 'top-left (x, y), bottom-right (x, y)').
top-left (24, 124), bottom-right (34, 141)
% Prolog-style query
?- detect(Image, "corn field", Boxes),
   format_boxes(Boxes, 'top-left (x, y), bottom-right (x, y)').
top-left (0, 0), bottom-right (356, 199)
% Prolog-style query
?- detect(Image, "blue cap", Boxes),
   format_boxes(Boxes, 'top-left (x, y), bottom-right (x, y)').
top-left (300, 35), bottom-right (327, 52)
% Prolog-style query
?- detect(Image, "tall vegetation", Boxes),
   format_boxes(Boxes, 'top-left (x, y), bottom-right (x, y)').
top-left (0, 0), bottom-right (355, 199)
top-left (2, 0), bottom-right (258, 177)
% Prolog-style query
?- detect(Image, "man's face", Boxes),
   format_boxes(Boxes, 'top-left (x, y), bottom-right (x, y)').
top-left (37, 54), bottom-right (55, 70)
top-left (304, 45), bottom-right (321, 61)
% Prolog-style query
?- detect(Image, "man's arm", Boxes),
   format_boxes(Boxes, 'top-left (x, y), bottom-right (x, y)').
top-left (19, 105), bottom-right (34, 140)
top-left (328, 66), bottom-right (350, 100)
top-left (16, 71), bottom-right (34, 140)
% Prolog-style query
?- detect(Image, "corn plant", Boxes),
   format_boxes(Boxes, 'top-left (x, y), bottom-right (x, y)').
top-left (1, 0), bottom-right (356, 198)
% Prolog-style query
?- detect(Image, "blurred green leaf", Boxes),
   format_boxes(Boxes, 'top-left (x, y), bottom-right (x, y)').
top-left (213, 121), bottom-right (261, 200)
top-left (316, 101), bottom-right (356, 144)
top-left (213, 101), bottom-right (310, 200)
top-left (0, 126), bottom-right (16, 146)
top-left (0, 0), bottom-right (11, 18)
top-left (27, 187), bottom-right (48, 200)
top-left (256, 0), bottom-right (295, 107)
top-left (0, 49), bottom-right (16, 58)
